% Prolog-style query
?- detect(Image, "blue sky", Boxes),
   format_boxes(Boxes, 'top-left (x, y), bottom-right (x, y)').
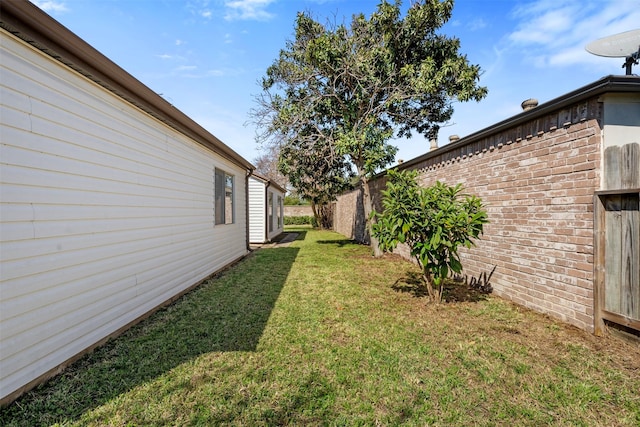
top-left (34, 0), bottom-right (639, 165)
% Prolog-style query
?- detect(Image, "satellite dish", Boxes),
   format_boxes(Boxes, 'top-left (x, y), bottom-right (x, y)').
top-left (586, 29), bottom-right (640, 75)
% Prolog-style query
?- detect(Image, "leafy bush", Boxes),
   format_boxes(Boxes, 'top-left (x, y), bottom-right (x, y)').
top-left (284, 195), bottom-right (310, 206)
top-left (371, 169), bottom-right (488, 302)
top-left (284, 215), bottom-right (316, 226)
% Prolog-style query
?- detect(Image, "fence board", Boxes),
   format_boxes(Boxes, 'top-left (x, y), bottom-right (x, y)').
top-left (603, 146), bottom-right (620, 190)
top-left (604, 196), bottom-right (622, 313)
top-left (620, 195), bottom-right (639, 319)
top-left (621, 143), bottom-right (639, 189)
top-left (594, 195), bottom-right (606, 335)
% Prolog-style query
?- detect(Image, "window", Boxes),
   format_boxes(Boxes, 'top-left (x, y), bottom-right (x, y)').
top-left (277, 195), bottom-right (283, 228)
top-left (215, 168), bottom-right (234, 225)
top-left (268, 192), bottom-right (274, 232)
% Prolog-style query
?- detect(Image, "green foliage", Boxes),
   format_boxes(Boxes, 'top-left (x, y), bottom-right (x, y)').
top-left (253, 0), bottom-right (488, 249)
top-left (257, 0), bottom-right (488, 175)
top-left (371, 169), bottom-right (488, 301)
top-left (284, 215), bottom-right (316, 226)
top-left (284, 195), bottom-right (309, 206)
top-left (278, 134), bottom-right (354, 208)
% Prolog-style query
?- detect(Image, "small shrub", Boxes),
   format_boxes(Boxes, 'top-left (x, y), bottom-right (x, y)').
top-left (284, 196), bottom-right (310, 206)
top-left (284, 215), bottom-right (315, 226)
top-left (371, 169), bottom-right (488, 302)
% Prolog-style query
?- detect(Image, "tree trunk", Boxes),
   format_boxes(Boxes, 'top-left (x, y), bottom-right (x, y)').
top-left (422, 272), bottom-right (442, 303)
top-left (360, 175), bottom-right (383, 257)
top-left (310, 201), bottom-right (320, 228)
top-left (318, 204), bottom-right (333, 229)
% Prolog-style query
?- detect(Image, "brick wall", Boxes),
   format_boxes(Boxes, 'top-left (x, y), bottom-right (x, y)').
top-left (334, 96), bottom-right (603, 332)
top-left (333, 189), bottom-right (361, 240)
top-left (284, 205), bottom-right (314, 217)
top-left (333, 177), bottom-right (387, 243)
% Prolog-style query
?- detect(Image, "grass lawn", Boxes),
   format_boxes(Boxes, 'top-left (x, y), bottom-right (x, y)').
top-left (2, 227), bottom-right (639, 426)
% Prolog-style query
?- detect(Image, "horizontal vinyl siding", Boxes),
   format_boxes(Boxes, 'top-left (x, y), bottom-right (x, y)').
top-left (0, 31), bottom-right (248, 400)
top-left (266, 189), bottom-right (284, 241)
top-left (248, 177), bottom-right (266, 243)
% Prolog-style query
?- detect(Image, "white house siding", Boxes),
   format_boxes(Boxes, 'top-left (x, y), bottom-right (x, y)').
top-left (248, 176), bottom-right (267, 243)
top-left (0, 31), bottom-right (248, 401)
top-left (248, 176), bottom-right (284, 244)
top-left (266, 189), bottom-right (284, 241)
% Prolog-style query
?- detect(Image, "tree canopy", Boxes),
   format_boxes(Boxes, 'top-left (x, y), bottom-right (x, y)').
top-left (253, 145), bottom-right (288, 189)
top-left (278, 130), bottom-right (354, 227)
top-left (279, 138), bottom-right (353, 205)
top-left (252, 0), bottom-right (487, 249)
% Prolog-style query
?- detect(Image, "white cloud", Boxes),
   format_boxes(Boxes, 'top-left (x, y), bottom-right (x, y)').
top-left (506, 0), bottom-right (640, 69)
top-left (207, 67), bottom-right (244, 77)
top-left (186, 0), bottom-right (215, 21)
top-left (224, 0), bottom-right (275, 21)
top-left (508, 5), bottom-right (578, 46)
top-left (479, 45), bottom-right (507, 80)
top-left (32, 0), bottom-right (68, 13)
top-left (175, 39), bottom-right (185, 46)
top-left (156, 54), bottom-right (174, 60)
top-left (468, 18), bottom-right (487, 31)
top-left (176, 65), bottom-right (198, 71)
top-left (171, 67), bottom-right (245, 79)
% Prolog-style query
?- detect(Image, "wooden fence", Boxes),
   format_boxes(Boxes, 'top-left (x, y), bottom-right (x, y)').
top-left (594, 143), bottom-right (640, 335)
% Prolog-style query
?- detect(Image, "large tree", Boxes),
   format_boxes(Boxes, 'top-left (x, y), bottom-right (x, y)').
top-left (253, 0), bottom-right (487, 254)
top-left (253, 131), bottom-right (353, 227)
top-left (252, 145), bottom-right (288, 189)
top-left (278, 128), bottom-right (354, 228)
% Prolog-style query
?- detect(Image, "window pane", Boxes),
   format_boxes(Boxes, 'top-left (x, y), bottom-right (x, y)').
top-left (215, 169), bottom-right (225, 225)
top-left (215, 169), bottom-right (234, 225)
top-left (268, 192), bottom-right (273, 232)
top-left (225, 173), bottom-right (233, 224)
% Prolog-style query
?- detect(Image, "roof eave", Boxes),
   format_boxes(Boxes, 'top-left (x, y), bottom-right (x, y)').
top-left (250, 172), bottom-right (286, 193)
top-left (399, 74), bottom-right (640, 171)
top-left (0, 0), bottom-right (254, 171)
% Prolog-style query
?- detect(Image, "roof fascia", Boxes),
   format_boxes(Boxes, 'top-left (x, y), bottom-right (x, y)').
top-left (251, 172), bottom-right (286, 193)
top-left (398, 75), bottom-right (640, 171)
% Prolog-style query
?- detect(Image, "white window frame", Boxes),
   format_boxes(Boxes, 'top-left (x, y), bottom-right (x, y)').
top-left (215, 168), bottom-right (234, 225)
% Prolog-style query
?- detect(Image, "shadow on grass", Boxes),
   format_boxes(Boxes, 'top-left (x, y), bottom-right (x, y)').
top-left (316, 239), bottom-right (357, 247)
top-left (392, 270), bottom-right (490, 303)
top-left (292, 230), bottom-right (307, 241)
top-left (1, 247), bottom-right (299, 425)
top-left (392, 271), bottom-right (430, 298)
top-left (271, 230), bottom-right (307, 244)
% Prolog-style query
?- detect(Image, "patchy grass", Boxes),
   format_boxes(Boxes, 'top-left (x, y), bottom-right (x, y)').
top-left (2, 228), bottom-right (639, 426)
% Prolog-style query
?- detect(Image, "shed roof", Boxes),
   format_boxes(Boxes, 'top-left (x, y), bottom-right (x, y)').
top-left (250, 172), bottom-right (287, 194)
top-left (0, 0), bottom-right (254, 171)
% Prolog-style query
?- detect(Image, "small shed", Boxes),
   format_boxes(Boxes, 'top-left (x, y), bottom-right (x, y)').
top-left (0, 1), bottom-right (254, 404)
top-left (248, 174), bottom-right (285, 244)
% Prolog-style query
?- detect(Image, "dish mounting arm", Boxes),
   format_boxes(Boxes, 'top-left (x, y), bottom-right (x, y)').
top-left (623, 46), bottom-right (639, 75)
